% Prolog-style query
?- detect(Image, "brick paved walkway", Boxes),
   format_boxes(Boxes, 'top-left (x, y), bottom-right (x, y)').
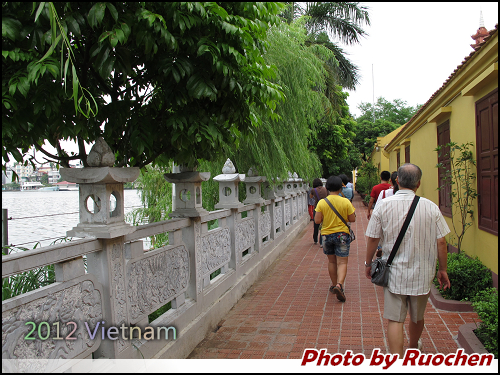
top-left (188, 192), bottom-right (479, 359)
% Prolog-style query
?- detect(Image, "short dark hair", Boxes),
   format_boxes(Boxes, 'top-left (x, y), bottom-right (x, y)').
top-left (397, 163), bottom-right (422, 189)
top-left (312, 178), bottom-right (323, 188)
top-left (338, 174), bottom-right (349, 186)
top-left (381, 171), bottom-right (391, 181)
top-left (326, 176), bottom-right (343, 192)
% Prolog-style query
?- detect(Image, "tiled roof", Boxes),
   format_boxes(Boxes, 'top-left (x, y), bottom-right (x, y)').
top-left (385, 23), bottom-right (498, 150)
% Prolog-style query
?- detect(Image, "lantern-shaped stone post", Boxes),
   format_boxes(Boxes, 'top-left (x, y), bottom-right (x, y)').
top-left (284, 172), bottom-right (296, 197)
top-left (263, 180), bottom-right (278, 200)
top-left (214, 159), bottom-right (245, 209)
top-left (274, 177), bottom-right (286, 198)
top-left (59, 138), bottom-right (140, 359)
top-left (243, 167), bottom-right (266, 205)
top-left (164, 167), bottom-right (210, 218)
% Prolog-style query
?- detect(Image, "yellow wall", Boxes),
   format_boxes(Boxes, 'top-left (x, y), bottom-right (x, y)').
top-left (384, 33), bottom-right (498, 274)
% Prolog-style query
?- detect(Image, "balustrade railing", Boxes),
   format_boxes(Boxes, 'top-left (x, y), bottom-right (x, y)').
top-left (2, 158), bottom-right (310, 371)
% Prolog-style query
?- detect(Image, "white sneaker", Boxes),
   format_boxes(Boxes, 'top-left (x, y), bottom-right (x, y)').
top-left (417, 339), bottom-right (423, 351)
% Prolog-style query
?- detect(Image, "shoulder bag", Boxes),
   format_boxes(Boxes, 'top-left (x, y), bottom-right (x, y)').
top-left (322, 197), bottom-right (355, 242)
top-left (371, 195), bottom-right (420, 287)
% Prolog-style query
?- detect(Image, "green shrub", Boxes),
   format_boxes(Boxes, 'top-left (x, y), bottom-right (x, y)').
top-left (364, 195), bottom-right (371, 204)
top-left (434, 252), bottom-right (492, 301)
top-left (472, 288), bottom-right (498, 358)
top-left (355, 161), bottom-right (378, 195)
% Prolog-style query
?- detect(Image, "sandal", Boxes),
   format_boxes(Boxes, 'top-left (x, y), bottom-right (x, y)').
top-left (332, 283), bottom-right (346, 302)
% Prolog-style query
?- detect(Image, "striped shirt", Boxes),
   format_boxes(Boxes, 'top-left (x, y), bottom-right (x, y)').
top-left (365, 189), bottom-right (450, 295)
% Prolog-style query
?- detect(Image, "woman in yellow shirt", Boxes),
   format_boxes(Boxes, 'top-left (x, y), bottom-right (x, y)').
top-left (314, 176), bottom-right (356, 302)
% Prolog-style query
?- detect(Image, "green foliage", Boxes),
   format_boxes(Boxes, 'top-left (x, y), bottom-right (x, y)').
top-left (126, 164), bottom-right (172, 248)
top-left (2, 237), bottom-right (75, 301)
top-left (472, 288), bottom-right (498, 358)
top-left (148, 301), bottom-right (171, 324)
top-left (3, 2), bottom-right (285, 171)
top-left (281, 2), bottom-right (371, 90)
top-left (353, 97), bottom-right (419, 161)
top-left (40, 173), bottom-right (49, 184)
top-left (434, 252), bottom-right (492, 301)
top-left (354, 160), bottom-right (378, 195)
top-left (435, 142), bottom-right (478, 253)
top-left (356, 97), bottom-right (420, 125)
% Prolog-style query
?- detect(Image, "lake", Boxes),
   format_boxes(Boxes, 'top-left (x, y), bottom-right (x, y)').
top-left (2, 189), bottom-right (144, 249)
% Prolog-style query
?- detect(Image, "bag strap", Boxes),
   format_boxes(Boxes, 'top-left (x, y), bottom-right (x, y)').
top-left (383, 190), bottom-right (386, 199)
top-left (339, 190), bottom-right (345, 198)
top-left (386, 195), bottom-right (420, 267)
top-left (323, 197), bottom-right (350, 229)
top-left (313, 188), bottom-right (320, 206)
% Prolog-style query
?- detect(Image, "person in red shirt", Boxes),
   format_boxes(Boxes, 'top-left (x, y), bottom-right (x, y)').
top-left (367, 171), bottom-right (392, 220)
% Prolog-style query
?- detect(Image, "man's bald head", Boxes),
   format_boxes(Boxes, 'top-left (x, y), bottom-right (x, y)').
top-left (397, 163), bottom-right (422, 189)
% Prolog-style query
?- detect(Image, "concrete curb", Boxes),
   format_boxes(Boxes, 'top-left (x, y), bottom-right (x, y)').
top-left (457, 323), bottom-right (488, 354)
top-left (429, 284), bottom-right (474, 312)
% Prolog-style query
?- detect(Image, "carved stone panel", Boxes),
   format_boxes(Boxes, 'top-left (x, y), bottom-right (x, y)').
top-left (194, 219), bottom-right (202, 296)
top-left (274, 203), bottom-right (282, 234)
top-left (200, 227), bottom-right (231, 278)
top-left (285, 202), bottom-right (291, 225)
top-left (109, 243), bottom-right (127, 352)
top-left (236, 218), bottom-right (255, 264)
top-left (292, 198), bottom-right (297, 220)
top-left (260, 211), bottom-right (271, 241)
top-left (126, 245), bottom-right (189, 324)
top-left (2, 275), bottom-right (103, 365)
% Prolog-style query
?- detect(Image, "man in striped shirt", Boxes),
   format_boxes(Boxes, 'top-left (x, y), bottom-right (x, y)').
top-left (364, 163), bottom-right (451, 357)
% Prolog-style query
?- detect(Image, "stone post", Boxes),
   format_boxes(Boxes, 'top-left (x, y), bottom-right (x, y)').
top-left (243, 167), bottom-right (266, 205)
top-left (213, 159), bottom-right (245, 210)
top-left (164, 168), bottom-right (210, 218)
top-left (60, 138), bottom-right (140, 359)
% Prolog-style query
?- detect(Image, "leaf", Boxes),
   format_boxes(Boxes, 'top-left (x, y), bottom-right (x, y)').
top-left (171, 66), bottom-right (180, 83)
top-left (106, 2), bottom-right (118, 22)
top-left (72, 64), bottom-right (78, 112)
top-left (114, 28), bottom-right (125, 44)
top-left (34, 2), bottom-right (46, 23)
top-left (88, 2), bottom-right (106, 29)
top-left (2, 17), bottom-right (23, 41)
top-left (37, 33), bottom-right (61, 63)
top-left (98, 31), bottom-right (113, 43)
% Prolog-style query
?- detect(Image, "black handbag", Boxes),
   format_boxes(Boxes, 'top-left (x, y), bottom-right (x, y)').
top-left (371, 195), bottom-right (420, 287)
top-left (322, 197), bottom-right (355, 242)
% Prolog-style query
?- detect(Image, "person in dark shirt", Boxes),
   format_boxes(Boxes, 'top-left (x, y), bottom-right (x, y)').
top-left (310, 178), bottom-right (328, 246)
top-left (367, 171), bottom-right (392, 220)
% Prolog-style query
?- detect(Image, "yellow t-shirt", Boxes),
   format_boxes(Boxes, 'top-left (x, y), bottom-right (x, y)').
top-left (315, 194), bottom-right (355, 235)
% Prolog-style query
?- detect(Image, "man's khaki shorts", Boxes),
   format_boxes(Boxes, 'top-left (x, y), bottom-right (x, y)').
top-left (383, 288), bottom-right (430, 323)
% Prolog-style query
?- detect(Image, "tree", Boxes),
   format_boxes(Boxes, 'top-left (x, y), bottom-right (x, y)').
top-left (40, 173), bottom-right (49, 184)
top-left (435, 142), bottom-right (478, 254)
top-left (353, 97), bottom-right (420, 161)
top-left (2, 2), bottom-right (285, 171)
top-left (356, 97), bottom-right (420, 125)
top-left (281, 2), bottom-right (371, 90)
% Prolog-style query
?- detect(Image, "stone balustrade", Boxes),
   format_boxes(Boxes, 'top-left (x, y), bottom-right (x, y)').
top-left (1, 161), bottom-right (310, 371)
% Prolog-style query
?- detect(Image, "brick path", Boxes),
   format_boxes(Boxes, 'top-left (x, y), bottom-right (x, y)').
top-left (188, 192), bottom-right (479, 359)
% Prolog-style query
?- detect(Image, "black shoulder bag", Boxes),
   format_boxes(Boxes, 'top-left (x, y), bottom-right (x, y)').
top-left (371, 195), bottom-right (420, 287)
top-left (322, 197), bottom-right (355, 242)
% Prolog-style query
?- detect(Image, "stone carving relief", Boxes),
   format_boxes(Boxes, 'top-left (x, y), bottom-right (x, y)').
top-left (260, 211), bottom-right (271, 241)
top-left (274, 203), bottom-right (282, 233)
top-left (110, 243), bottom-right (127, 352)
top-left (285, 202), bottom-right (291, 225)
top-left (2, 279), bottom-right (102, 365)
top-left (127, 245), bottom-right (189, 323)
top-left (200, 227), bottom-right (231, 277)
top-left (194, 219), bottom-right (202, 296)
top-left (292, 198), bottom-right (297, 220)
top-left (236, 219), bottom-right (255, 264)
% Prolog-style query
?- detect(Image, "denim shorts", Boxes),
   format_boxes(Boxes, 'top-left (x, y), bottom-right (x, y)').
top-left (322, 232), bottom-right (351, 257)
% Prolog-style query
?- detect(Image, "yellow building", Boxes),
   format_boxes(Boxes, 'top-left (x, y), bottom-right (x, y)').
top-left (381, 24), bottom-right (498, 282)
top-left (369, 125), bottom-right (404, 174)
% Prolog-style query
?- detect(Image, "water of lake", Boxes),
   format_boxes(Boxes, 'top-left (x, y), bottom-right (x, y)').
top-left (2, 189), bottom-right (144, 249)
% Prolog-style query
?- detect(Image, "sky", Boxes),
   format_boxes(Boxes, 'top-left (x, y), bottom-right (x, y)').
top-left (343, 2), bottom-right (499, 118)
top-left (13, 2), bottom-right (500, 165)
